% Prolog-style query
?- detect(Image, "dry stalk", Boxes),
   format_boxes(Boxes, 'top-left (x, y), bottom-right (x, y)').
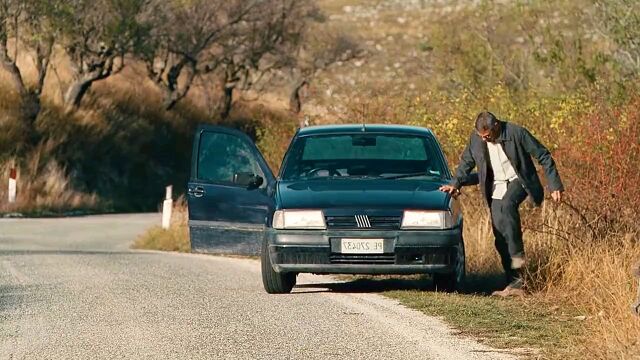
top-left (633, 263), bottom-right (640, 316)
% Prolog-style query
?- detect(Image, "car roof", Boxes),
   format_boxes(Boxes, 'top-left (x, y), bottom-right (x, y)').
top-left (296, 124), bottom-right (435, 137)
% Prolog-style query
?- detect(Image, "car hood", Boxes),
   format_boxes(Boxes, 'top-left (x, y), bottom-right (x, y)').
top-left (277, 179), bottom-right (450, 210)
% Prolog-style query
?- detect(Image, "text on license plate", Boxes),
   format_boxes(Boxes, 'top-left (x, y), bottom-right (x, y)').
top-left (340, 238), bottom-right (384, 254)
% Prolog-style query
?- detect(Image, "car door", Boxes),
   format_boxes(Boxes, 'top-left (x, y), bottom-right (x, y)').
top-left (187, 125), bottom-right (275, 255)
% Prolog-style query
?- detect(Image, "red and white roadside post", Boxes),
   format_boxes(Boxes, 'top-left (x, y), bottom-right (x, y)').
top-left (161, 185), bottom-right (173, 229)
top-left (8, 167), bottom-right (17, 204)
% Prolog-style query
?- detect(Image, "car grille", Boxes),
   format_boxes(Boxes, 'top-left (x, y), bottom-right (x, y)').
top-left (278, 252), bottom-right (328, 264)
top-left (325, 216), bottom-right (401, 230)
top-left (329, 254), bottom-right (395, 265)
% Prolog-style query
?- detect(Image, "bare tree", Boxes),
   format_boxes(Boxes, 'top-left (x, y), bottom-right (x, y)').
top-left (21, 0), bottom-right (55, 119)
top-left (288, 29), bottom-right (361, 126)
top-left (207, 0), bottom-right (318, 119)
top-left (53, 0), bottom-right (149, 110)
top-left (0, 0), bottom-right (25, 95)
top-left (140, 0), bottom-right (257, 111)
top-left (0, 0), bottom-right (55, 121)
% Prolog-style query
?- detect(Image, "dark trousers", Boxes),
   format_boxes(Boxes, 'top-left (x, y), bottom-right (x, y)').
top-left (489, 179), bottom-right (528, 283)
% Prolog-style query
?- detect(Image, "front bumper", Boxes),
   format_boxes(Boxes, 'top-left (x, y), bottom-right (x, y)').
top-left (266, 226), bottom-right (462, 275)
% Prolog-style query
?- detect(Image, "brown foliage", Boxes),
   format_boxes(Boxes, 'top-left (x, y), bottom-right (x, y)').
top-left (555, 93), bottom-right (640, 238)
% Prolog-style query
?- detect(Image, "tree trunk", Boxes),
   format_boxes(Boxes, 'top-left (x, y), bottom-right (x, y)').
top-left (288, 79), bottom-right (308, 114)
top-left (289, 78), bottom-right (309, 128)
top-left (22, 91), bottom-right (41, 122)
top-left (63, 55), bottom-right (123, 111)
top-left (162, 69), bottom-right (196, 111)
top-left (0, 44), bottom-right (41, 147)
top-left (163, 89), bottom-right (179, 111)
top-left (219, 85), bottom-right (234, 120)
top-left (0, 55), bottom-right (27, 96)
top-left (64, 79), bottom-right (93, 111)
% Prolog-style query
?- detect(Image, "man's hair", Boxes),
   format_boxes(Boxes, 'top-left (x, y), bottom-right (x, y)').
top-left (475, 111), bottom-right (498, 131)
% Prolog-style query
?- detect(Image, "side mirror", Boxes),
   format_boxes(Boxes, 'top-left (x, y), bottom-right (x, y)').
top-left (233, 172), bottom-right (264, 190)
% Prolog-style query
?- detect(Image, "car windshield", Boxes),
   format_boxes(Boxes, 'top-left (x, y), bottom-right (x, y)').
top-left (281, 133), bottom-right (448, 181)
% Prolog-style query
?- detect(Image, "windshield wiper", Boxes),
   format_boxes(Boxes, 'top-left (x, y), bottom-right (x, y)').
top-left (294, 174), bottom-right (380, 181)
top-left (336, 175), bottom-right (381, 179)
top-left (380, 172), bottom-right (440, 180)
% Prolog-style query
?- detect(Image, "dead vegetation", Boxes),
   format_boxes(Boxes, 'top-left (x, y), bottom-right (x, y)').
top-left (132, 196), bottom-right (189, 252)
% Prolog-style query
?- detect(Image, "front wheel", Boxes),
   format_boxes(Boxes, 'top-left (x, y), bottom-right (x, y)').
top-left (261, 238), bottom-right (296, 294)
top-left (433, 240), bottom-right (466, 292)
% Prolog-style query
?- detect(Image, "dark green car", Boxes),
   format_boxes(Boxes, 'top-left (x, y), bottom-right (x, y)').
top-left (187, 124), bottom-right (465, 294)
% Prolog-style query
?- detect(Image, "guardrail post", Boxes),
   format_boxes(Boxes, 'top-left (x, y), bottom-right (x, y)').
top-left (8, 167), bottom-right (16, 204)
top-left (161, 185), bottom-right (173, 229)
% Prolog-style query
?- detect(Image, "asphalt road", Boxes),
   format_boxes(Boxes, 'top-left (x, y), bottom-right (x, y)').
top-left (0, 214), bottom-right (515, 359)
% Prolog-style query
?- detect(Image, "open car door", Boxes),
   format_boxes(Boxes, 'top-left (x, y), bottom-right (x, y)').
top-left (188, 125), bottom-right (275, 255)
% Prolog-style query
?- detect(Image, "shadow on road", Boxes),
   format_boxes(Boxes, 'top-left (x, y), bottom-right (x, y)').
top-left (0, 284), bottom-right (33, 314)
top-left (295, 271), bottom-right (508, 296)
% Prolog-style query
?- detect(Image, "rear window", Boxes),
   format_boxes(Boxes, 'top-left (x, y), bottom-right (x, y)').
top-left (282, 133), bottom-right (447, 181)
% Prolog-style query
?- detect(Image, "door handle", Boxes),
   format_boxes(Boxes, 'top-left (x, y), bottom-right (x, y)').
top-left (188, 186), bottom-right (205, 198)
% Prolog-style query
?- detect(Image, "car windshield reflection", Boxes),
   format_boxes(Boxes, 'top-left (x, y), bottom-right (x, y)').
top-left (281, 133), bottom-right (447, 181)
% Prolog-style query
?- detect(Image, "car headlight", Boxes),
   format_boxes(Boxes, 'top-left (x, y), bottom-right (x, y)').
top-left (272, 210), bottom-right (326, 229)
top-left (401, 210), bottom-right (453, 229)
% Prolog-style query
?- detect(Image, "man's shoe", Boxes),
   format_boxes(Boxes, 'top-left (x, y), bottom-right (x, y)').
top-left (492, 276), bottom-right (525, 297)
top-left (491, 286), bottom-right (526, 297)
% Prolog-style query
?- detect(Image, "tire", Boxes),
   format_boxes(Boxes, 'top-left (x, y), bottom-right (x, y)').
top-left (261, 237), bottom-right (296, 294)
top-left (433, 239), bottom-right (466, 292)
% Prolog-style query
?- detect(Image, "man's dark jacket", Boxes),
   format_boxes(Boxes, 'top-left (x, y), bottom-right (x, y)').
top-left (451, 121), bottom-right (564, 206)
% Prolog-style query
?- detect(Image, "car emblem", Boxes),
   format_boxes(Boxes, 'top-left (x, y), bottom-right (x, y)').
top-left (355, 215), bottom-right (371, 228)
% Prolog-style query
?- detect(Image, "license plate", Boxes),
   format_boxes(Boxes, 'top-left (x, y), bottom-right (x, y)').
top-left (340, 238), bottom-right (384, 254)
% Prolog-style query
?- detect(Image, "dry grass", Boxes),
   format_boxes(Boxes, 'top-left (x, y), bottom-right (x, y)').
top-left (458, 189), bottom-right (640, 358)
top-left (545, 239), bottom-right (640, 358)
top-left (0, 148), bottom-right (100, 215)
top-left (132, 197), bottom-right (190, 252)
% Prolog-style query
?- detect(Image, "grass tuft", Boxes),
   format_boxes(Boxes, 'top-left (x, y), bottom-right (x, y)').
top-left (132, 197), bottom-right (190, 252)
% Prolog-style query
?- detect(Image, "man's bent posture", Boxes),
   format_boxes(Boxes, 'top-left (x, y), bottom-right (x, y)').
top-left (440, 112), bottom-right (564, 297)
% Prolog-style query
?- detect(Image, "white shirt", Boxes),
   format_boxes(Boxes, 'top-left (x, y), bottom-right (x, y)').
top-left (486, 142), bottom-right (518, 199)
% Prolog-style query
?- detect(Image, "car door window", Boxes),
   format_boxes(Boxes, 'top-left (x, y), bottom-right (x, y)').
top-left (197, 131), bottom-right (264, 185)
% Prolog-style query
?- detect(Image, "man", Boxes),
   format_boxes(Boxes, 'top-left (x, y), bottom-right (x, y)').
top-left (440, 112), bottom-right (564, 296)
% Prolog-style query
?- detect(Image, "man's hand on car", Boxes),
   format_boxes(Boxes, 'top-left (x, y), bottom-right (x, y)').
top-left (439, 185), bottom-right (461, 198)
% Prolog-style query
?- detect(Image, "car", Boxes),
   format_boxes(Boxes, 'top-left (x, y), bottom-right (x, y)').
top-left (187, 124), bottom-right (466, 294)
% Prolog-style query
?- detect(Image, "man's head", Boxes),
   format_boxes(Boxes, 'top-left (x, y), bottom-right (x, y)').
top-left (475, 111), bottom-right (501, 143)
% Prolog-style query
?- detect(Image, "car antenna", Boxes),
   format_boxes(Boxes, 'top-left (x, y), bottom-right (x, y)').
top-left (361, 119), bottom-right (366, 132)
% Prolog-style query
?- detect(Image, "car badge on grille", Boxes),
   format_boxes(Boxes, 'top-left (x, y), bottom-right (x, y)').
top-left (355, 215), bottom-right (371, 228)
